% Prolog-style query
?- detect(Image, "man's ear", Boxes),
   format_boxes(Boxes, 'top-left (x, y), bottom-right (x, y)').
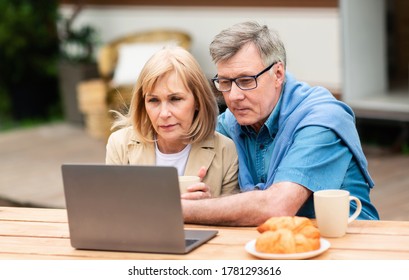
top-left (274, 62), bottom-right (285, 87)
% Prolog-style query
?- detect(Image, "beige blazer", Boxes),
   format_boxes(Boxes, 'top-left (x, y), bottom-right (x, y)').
top-left (106, 127), bottom-right (239, 197)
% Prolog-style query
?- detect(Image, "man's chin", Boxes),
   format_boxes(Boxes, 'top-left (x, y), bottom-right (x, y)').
top-left (235, 117), bottom-right (253, 126)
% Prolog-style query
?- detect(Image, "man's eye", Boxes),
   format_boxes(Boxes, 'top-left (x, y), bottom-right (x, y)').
top-left (237, 77), bottom-right (254, 86)
top-left (218, 80), bottom-right (231, 86)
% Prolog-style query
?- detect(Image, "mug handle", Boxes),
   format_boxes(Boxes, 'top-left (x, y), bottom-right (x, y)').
top-left (347, 195), bottom-right (362, 223)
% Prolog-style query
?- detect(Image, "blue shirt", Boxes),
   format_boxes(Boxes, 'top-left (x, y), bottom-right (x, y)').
top-left (217, 73), bottom-right (380, 220)
top-left (233, 94), bottom-right (281, 188)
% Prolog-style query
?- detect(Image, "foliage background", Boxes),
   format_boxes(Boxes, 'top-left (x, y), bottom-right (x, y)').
top-left (0, 0), bottom-right (61, 129)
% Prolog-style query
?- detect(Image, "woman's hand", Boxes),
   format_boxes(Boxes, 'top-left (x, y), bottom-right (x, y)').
top-left (181, 166), bottom-right (211, 199)
top-left (181, 182), bottom-right (211, 200)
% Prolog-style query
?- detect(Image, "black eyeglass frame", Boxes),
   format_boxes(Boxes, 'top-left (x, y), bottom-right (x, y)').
top-left (211, 61), bottom-right (278, 92)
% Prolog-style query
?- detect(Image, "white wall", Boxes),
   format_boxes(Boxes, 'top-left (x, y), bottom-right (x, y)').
top-left (339, 0), bottom-right (409, 117)
top-left (60, 5), bottom-right (341, 90)
top-left (340, 0), bottom-right (387, 101)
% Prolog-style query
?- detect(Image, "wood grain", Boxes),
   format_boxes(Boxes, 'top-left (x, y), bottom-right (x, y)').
top-left (1, 207), bottom-right (408, 260)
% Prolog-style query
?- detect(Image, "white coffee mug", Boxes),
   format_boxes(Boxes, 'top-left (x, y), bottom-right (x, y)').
top-left (314, 189), bottom-right (362, 238)
top-left (178, 176), bottom-right (200, 194)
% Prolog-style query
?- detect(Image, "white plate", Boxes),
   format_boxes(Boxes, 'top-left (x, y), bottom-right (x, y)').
top-left (245, 238), bottom-right (330, 260)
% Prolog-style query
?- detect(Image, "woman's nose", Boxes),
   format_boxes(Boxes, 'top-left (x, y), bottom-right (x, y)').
top-left (159, 104), bottom-right (171, 117)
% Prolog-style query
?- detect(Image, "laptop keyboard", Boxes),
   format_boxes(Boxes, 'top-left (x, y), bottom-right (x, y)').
top-left (185, 239), bottom-right (199, 247)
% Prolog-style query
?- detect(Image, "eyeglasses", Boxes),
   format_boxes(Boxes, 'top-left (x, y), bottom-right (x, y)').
top-left (212, 62), bottom-right (277, 92)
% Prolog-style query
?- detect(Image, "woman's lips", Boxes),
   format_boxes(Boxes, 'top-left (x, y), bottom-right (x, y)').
top-left (159, 124), bottom-right (177, 130)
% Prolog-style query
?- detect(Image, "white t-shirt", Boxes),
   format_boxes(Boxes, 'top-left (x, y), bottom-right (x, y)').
top-left (155, 143), bottom-right (192, 176)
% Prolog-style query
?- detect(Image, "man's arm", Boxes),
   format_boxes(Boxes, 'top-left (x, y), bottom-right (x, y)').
top-left (182, 181), bottom-right (311, 226)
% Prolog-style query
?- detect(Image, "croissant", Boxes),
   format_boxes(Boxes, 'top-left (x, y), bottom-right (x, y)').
top-left (255, 216), bottom-right (321, 254)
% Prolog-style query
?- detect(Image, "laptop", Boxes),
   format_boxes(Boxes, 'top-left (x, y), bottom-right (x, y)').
top-left (61, 164), bottom-right (218, 254)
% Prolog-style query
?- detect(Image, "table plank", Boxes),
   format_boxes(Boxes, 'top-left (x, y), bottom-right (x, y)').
top-left (2, 207), bottom-right (409, 260)
top-left (348, 220), bottom-right (409, 235)
top-left (315, 249), bottom-right (409, 260)
top-left (1, 234), bottom-right (408, 260)
top-left (327, 234), bottom-right (409, 252)
top-left (0, 207), bottom-right (67, 223)
top-left (0, 221), bottom-right (69, 238)
top-left (0, 236), bottom-right (251, 260)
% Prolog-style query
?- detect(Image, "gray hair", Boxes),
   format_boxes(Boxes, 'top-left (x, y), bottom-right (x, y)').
top-left (209, 21), bottom-right (286, 69)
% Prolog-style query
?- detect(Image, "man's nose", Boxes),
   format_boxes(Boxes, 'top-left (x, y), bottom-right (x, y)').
top-left (228, 82), bottom-right (245, 101)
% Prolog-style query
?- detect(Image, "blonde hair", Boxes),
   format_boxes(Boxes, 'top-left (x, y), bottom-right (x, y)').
top-left (111, 46), bottom-right (218, 144)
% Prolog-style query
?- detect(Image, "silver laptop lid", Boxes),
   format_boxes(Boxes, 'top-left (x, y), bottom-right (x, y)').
top-left (62, 164), bottom-right (209, 254)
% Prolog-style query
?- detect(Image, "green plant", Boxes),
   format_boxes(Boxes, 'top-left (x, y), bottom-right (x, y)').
top-left (0, 0), bottom-right (59, 83)
top-left (0, 0), bottom-right (61, 123)
top-left (402, 142), bottom-right (409, 155)
top-left (58, 3), bottom-right (99, 63)
top-left (0, 85), bottom-right (12, 128)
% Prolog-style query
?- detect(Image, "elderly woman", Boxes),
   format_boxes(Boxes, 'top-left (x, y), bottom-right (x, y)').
top-left (106, 46), bottom-right (238, 199)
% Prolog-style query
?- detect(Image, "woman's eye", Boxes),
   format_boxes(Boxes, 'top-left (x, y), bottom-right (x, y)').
top-left (171, 96), bottom-right (182, 102)
top-left (147, 98), bottom-right (158, 103)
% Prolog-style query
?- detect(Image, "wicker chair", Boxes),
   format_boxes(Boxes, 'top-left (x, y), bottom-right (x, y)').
top-left (77, 29), bottom-right (192, 140)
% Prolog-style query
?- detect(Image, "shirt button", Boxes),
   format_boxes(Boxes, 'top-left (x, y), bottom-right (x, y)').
top-left (259, 144), bottom-right (264, 149)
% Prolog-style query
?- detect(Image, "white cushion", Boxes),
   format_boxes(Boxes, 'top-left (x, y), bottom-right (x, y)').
top-left (111, 42), bottom-right (174, 86)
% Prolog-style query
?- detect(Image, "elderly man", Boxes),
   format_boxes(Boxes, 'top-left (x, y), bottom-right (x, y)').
top-left (182, 21), bottom-right (379, 226)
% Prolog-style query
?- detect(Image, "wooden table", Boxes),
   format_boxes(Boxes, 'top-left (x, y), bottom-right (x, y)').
top-left (1, 206), bottom-right (409, 260)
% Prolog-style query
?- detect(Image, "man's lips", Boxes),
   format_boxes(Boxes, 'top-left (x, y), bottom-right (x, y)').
top-left (233, 107), bottom-right (250, 113)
